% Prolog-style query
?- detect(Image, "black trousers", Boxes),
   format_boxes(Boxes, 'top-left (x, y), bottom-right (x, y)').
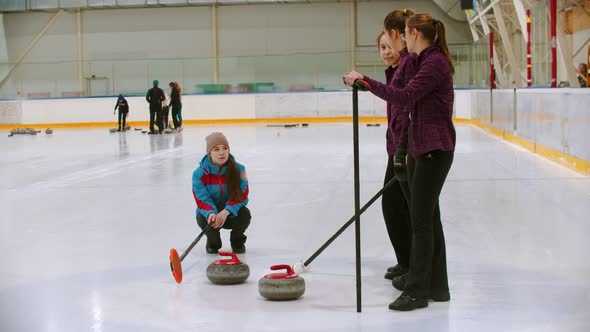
top-left (117, 110), bottom-right (128, 129)
top-left (382, 155), bottom-right (412, 268)
top-left (196, 207), bottom-right (251, 249)
top-left (404, 149), bottom-right (453, 299)
top-left (171, 104), bottom-right (182, 129)
top-left (149, 105), bottom-right (163, 133)
top-left (162, 108), bottom-right (169, 129)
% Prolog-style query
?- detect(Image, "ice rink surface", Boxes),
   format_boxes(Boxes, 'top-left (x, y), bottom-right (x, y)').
top-left (1, 123), bottom-right (589, 332)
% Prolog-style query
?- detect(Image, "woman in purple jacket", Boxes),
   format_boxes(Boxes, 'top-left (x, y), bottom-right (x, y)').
top-left (345, 13), bottom-right (455, 311)
top-left (376, 9), bottom-right (416, 283)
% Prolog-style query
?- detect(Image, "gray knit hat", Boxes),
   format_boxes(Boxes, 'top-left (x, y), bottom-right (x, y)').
top-left (206, 132), bottom-right (229, 153)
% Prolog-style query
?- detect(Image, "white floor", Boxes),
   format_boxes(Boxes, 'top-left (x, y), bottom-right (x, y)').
top-left (1, 123), bottom-right (589, 332)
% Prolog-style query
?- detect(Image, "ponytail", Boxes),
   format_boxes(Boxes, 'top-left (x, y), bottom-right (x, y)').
top-left (225, 158), bottom-right (243, 203)
top-left (432, 19), bottom-right (454, 75)
top-left (384, 8), bottom-right (415, 48)
top-left (407, 14), bottom-right (455, 75)
top-left (175, 82), bottom-right (182, 101)
top-left (384, 8), bottom-right (415, 33)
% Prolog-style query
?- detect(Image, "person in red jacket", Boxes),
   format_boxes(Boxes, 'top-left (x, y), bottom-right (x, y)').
top-left (345, 13), bottom-right (455, 311)
top-left (192, 132), bottom-right (250, 254)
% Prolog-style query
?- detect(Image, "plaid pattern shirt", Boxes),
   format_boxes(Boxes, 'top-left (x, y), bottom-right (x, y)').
top-left (364, 46), bottom-right (455, 157)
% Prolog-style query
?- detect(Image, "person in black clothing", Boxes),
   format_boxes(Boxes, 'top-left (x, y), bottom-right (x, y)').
top-left (146, 80), bottom-right (165, 134)
top-left (373, 9), bottom-right (415, 282)
top-left (169, 81), bottom-right (183, 130)
top-left (113, 94), bottom-right (129, 131)
top-left (374, 29), bottom-right (411, 282)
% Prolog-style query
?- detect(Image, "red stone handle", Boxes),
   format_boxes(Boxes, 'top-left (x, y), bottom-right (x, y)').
top-left (218, 251), bottom-right (242, 264)
top-left (270, 264), bottom-right (297, 277)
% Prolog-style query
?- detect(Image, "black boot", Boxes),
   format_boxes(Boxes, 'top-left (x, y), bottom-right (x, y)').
top-left (206, 246), bottom-right (219, 254)
top-left (385, 264), bottom-right (408, 280)
top-left (232, 245), bottom-right (246, 254)
top-left (389, 294), bottom-right (428, 311)
top-left (230, 229), bottom-right (247, 255)
top-left (392, 273), bottom-right (406, 291)
top-left (205, 232), bottom-right (221, 254)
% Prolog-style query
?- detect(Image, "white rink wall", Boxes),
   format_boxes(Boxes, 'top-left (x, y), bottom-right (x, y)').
top-left (0, 89), bottom-right (586, 129)
top-left (0, 90), bottom-right (475, 125)
top-left (0, 91), bottom-right (389, 124)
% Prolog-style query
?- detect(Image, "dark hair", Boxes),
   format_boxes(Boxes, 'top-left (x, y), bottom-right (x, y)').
top-left (384, 9), bottom-right (415, 33)
top-left (169, 81), bottom-right (182, 101)
top-left (175, 82), bottom-right (182, 97)
top-left (407, 13), bottom-right (455, 75)
top-left (225, 158), bottom-right (243, 203)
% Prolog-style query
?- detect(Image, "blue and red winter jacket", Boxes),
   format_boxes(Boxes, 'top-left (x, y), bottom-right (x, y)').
top-left (192, 154), bottom-right (249, 219)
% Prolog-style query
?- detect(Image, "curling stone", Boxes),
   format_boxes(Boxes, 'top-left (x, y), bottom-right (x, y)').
top-left (45, 128), bottom-right (53, 134)
top-left (29, 130), bottom-right (38, 135)
top-left (109, 128), bottom-right (118, 133)
top-left (134, 128), bottom-right (142, 131)
top-left (206, 251), bottom-right (250, 285)
top-left (164, 128), bottom-right (173, 134)
top-left (258, 264), bottom-right (305, 301)
top-left (125, 125), bottom-right (131, 131)
top-left (302, 123), bottom-right (309, 127)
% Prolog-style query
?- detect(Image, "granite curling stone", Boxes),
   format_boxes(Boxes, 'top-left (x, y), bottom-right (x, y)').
top-left (206, 251), bottom-right (250, 285)
top-left (258, 264), bottom-right (305, 301)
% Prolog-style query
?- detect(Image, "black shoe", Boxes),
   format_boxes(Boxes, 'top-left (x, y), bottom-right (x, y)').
top-left (392, 274), bottom-right (406, 291)
top-left (385, 264), bottom-right (408, 280)
top-left (206, 246), bottom-right (218, 254)
top-left (117, 128), bottom-right (121, 132)
top-left (389, 294), bottom-right (428, 311)
top-left (205, 235), bottom-right (221, 254)
top-left (429, 289), bottom-right (451, 302)
top-left (232, 245), bottom-right (246, 254)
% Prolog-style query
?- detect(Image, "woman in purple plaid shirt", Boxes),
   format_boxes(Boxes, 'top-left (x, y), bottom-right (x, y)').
top-left (376, 9), bottom-right (416, 288)
top-left (345, 12), bottom-right (455, 311)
